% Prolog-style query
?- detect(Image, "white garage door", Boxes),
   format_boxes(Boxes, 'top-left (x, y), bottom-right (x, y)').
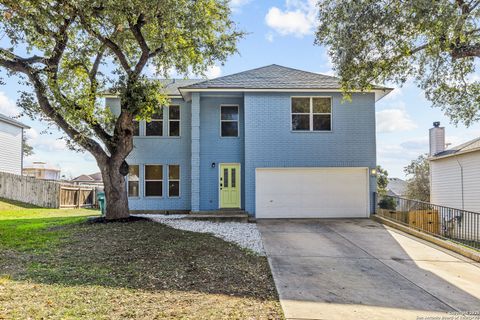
top-left (256, 167), bottom-right (369, 218)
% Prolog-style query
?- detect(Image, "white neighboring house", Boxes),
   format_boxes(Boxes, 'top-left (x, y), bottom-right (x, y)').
top-left (0, 113), bottom-right (30, 175)
top-left (429, 122), bottom-right (480, 213)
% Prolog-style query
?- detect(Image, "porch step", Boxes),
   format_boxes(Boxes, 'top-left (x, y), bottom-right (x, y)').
top-left (186, 210), bottom-right (249, 223)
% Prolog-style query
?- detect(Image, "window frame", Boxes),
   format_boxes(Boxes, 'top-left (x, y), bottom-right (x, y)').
top-left (167, 105), bottom-right (181, 137)
top-left (127, 164), bottom-right (140, 198)
top-left (167, 164), bottom-right (181, 198)
top-left (145, 107), bottom-right (164, 137)
top-left (220, 104), bottom-right (240, 138)
top-left (144, 164), bottom-right (164, 198)
top-left (290, 96), bottom-right (332, 132)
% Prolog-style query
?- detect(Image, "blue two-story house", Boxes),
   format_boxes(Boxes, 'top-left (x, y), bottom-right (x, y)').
top-left (106, 65), bottom-right (391, 218)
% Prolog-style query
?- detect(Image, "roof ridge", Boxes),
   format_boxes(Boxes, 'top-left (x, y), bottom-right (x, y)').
top-left (180, 64), bottom-right (280, 88)
top-left (269, 64), bottom-right (340, 80)
top-left (453, 136), bottom-right (480, 151)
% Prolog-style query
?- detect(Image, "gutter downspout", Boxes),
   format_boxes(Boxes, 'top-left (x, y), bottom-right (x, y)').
top-left (454, 155), bottom-right (465, 210)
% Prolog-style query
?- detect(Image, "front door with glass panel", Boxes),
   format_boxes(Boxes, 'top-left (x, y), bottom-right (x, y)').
top-left (219, 163), bottom-right (241, 208)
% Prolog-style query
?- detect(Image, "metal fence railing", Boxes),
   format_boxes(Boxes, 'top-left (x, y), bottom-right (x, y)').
top-left (375, 194), bottom-right (480, 251)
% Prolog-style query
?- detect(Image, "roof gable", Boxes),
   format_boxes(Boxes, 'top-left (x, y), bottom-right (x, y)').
top-left (179, 64), bottom-right (391, 101)
top-left (182, 64), bottom-right (345, 90)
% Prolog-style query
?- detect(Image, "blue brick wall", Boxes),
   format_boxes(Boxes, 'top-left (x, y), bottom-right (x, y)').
top-left (107, 91), bottom-right (377, 215)
top-left (244, 92), bottom-right (377, 214)
top-left (199, 95), bottom-right (245, 210)
top-left (121, 98), bottom-right (192, 211)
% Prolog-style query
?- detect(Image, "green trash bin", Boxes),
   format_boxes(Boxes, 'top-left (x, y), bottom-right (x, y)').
top-left (97, 192), bottom-right (106, 216)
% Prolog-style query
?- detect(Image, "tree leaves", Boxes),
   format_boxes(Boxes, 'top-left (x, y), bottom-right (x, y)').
top-left (315, 0), bottom-right (480, 125)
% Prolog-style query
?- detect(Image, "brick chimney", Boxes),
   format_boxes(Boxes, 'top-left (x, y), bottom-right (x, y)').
top-left (429, 121), bottom-right (445, 156)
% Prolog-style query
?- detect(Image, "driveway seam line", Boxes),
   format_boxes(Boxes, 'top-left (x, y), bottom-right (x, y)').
top-left (328, 227), bottom-right (460, 313)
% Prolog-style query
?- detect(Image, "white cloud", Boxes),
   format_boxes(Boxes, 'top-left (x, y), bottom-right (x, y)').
top-left (376, 108), bottom-right (417, 133)
top-left (204, 65), bottom-right (222, 79)
top-left (0, 91), bottom-right (20, 117)
top-left (230, 0), bottom-right (251, 11)
top-left (25, 127), bottom-right (39, 140)
top-left (265, 32), bottom-right (275, 43)
top-left (265, 0), bottom-right (318, 38)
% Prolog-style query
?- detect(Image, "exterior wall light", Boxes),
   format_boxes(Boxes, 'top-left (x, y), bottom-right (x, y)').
top-left (211, 162), bottom-right (216, 168)
top-left (370, 168), bottom-right (377, 176)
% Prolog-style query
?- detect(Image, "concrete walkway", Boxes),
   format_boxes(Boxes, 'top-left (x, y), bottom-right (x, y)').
top-left (258, 219), bottom-right (480, 320)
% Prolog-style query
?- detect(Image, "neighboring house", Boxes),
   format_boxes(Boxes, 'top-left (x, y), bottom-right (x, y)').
top-left (387, 177), bottom-right (407, 197)
top-left (106, 65), bottom-right (391, 218)
top-left (23, 161), bottom-right (61, 180)
top-left (429, 122), bottom-right (480, 213)
top-left (0, 113), bottom-right (30, 175)
top-left (71, 172), bottom-right (103, 186)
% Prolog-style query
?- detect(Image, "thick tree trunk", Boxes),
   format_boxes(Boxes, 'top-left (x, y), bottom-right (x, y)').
top-left (100, 159), bottom-right (130, 220)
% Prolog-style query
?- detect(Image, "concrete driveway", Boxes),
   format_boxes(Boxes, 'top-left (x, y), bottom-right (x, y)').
top-left (258, 219), bottom-right (480, 320)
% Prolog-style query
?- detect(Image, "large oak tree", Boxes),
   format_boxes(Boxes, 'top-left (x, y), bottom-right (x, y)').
top-left (0, 0), bottom-right (242, 219)
top-left (315, 0), bottom-right (480, 125)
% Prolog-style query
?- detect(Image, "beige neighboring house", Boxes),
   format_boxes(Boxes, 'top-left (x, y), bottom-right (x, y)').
top-left (429, 121), bottom-right (480, 213)
top-left (23, 161), bottom-right (61, 180)
top-left (71, 172), bottom-right (103, 186)
top-left (0, 113), bottom-right (30, 175)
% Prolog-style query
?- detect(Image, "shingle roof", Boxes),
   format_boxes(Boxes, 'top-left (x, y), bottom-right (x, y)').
top-left (432, 137), bottom-right (480, 159)
top-left (72, 172), bottom-right (103, 182)
top-left (181, 64), bottom-right (390, 91)
top-left (0, 113), bottom-right (30, 129)
top-left (387, 178), bottom-right (407, 197)
top-left (158, 79), bottom-right (203, 96)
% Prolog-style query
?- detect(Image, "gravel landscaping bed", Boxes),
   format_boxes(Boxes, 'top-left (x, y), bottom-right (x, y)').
top-left (134, 214), bottom-right (265, 255)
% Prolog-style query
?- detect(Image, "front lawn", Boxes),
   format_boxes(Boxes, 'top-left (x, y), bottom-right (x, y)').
top-left (0, 198), bottom-right (283, 319)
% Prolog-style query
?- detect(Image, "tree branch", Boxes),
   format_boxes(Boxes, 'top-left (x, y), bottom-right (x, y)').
top-left (130, 14), bottom-right (150, 77)
top-left (0, 57), bottom-right (108, 161)
top-left (78, 15), bottom-right (132, 73)
top-left (451, 43), bottom-right (480, 58)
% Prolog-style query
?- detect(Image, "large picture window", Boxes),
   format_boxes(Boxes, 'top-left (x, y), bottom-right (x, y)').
top-left (127, 165), bottom-right (139, 197)
top-left (168, 165), bottom-right (180, 197)
top-left (291, 97), bottom-right (331, 131)
top-left (169, 105), bottom-right (180, 136)
top-left (145, 165), bottom-right (163, 197)
top-left (146, 108), bottom-right (163, 136)
top-left (221, 105), bottom-right (239, 137)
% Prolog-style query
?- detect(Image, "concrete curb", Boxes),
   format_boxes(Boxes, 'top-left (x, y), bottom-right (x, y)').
top-left (372, 215), bottom-right (480, 263)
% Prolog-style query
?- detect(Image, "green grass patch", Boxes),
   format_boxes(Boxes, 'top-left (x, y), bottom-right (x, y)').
top-left (0, 198), bottom-right (283, 319)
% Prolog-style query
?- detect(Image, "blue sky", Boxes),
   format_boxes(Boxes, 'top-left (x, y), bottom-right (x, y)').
top-left (1, 0), bottom-right (479, 179)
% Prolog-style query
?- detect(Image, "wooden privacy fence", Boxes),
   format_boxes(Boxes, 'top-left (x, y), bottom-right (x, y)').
top-left (59, 186), bottom-right (98, 208)
top-left (0, 171), bottom-right (100, 208)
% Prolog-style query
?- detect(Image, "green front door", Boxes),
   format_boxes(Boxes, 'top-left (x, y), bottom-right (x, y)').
top-left (219, 163), bottom-right (241, 208)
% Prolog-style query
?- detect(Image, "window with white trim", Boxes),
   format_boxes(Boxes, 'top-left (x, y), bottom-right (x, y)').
top-left (127, 165), bottom-right (139, 197)
top-left (168, 165), bottom-right (180, 197)
top-left (221, 105), bottom-right (239, 137)
top-left (146, 108), bottom-right (163, 136)
top-left (145, 165), bottom-right (163, 197)
top-left (168, 105), bottom-right (180, 136)
top-left (291, 97), bottom-right (331, 131)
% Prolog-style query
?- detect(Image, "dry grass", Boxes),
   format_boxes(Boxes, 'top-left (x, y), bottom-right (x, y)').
top-left (0, 199), bottom-right (283, 319)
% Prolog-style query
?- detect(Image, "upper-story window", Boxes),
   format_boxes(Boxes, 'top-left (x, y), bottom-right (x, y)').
top-left (169, 105), bottom-right (180, 137)
top-left (291, 97), bottom-right (332, 131)
top-left (221, 105), bottom-right (239, 137)
top-left (146, 108), bottom-right (163, 136)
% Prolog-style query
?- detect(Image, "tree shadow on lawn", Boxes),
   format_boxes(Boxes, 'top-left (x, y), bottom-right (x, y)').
top-left (5, 219), bottom-right (278, 301)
